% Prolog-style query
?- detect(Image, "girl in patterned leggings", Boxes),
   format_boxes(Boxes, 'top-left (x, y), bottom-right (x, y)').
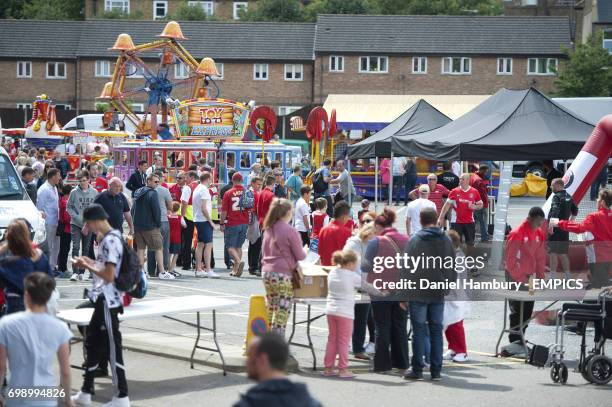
top-left (261, 198), bottom-right (306, 335)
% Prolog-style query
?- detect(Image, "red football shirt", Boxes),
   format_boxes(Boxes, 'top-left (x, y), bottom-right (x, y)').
top-left (318, 220), bottom-right (353, 266)
top-left (256, 187), bottom-right (275, 228)
top-left (447, 186), bottom-right (480, 224)
top-left (167, 214), bottom-right (182, 244)
top-left (222, 185), bottom-right (250, 226)
top-left (93, 177), bottom-right (108, 193)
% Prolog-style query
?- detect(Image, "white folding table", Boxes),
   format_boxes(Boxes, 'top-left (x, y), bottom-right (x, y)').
top-left (58, 295), bottom-right (239, 375)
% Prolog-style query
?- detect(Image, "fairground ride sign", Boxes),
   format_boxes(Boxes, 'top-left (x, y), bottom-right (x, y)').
top-left (172, 98), bottom-right (250, 140)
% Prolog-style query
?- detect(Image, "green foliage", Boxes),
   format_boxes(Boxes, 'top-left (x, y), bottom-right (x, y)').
top-left (101, 9), bottom-right (143, 20)
top-left (15, 0), bottom-right (83, 20)
top-left (170, 1), bottom-right (217, 21)
top-left (554, 32), bottom-right (612, 97)
top-left (304, 0), bottom-right (371, 22)
top-left (95, 102), bottom-right (110, 113)
top-left (240, 0), bottom-right (305, 22)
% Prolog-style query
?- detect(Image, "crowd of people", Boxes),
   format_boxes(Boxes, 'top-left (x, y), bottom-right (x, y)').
top-left (0, 136), bottom-right (610, 406)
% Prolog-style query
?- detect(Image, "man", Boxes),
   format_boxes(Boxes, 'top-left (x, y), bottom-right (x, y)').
top-left (132, 174), bottom-right (168, 279)
top-left (437, 174), bottom-right (483, 247)
top-left (547, 178), bottom-right (578, 280)
top-left (543, 160), bottom-right (563, 199)
top-left (318, 201), bottom-right (353, 266)
top-left (21, 166), bottom-right (37, 204)
top-left (403, 157), bottom-right (417, 205)
top-left (391, 156), bottom-right (407, 205)
top-left (403, 207), bottom-right (456, 381)
top-left (312, 159), bottom-right (333, 217)
top-left (256, 175), bottom-right (276, 230)
top-left (470, 164), bottom-right (490, 243)
top-left (333, 133), bottom-right (348, 162)
top-left (405, 184), bottom-right (436, 236)
top-left (285, 165), bottom-right (303, 202)
top-left (67, 170), bottom-right (98, 281)
top-left (247, 176), bottom-right (263, 276)
top-left (409, 173), bottom-right (450, 215)
top-left (146, 155), bottom-right (163, 177)
top-left (219, 170), bottom-right (238, 270)
top-left (192, 172), bottom-right (219, 278)
top-left (52, 150), bottom-right (70, 180)
top-left (234, 333), bottom-right (322, 407)
top-left (247, 163), bottom-right (263, 187)
top-left (437, 161), bottom-right (459, 191)
top-left (169, 171), bottom-right (185, 202)
top-left (294, 185), bottom-right (312, 246)
top-left (126, 160), bottom-right (148, 195)
top-left (147, 170), bottom-right (174, 279)
top-left (71, 204), bottom-right (130, 407)
top-left (0, 273), bottom-right (73, 407)
top-left (502, 207), bottom-right (546, 357)
top-left (36, 168), bottom-right (61, 270)
top-left (329, 160), bottom-right (355, 204)
top-left (87, 162), bottom-right (108, 193)
top-left (179, 170), bottom-right (198, 271)
top-left (221, 172), bottom-right (250, 277)
top-left (272, 170), bottom-right (287, 199)
top-left (94, 177), bottom-right (134, 234)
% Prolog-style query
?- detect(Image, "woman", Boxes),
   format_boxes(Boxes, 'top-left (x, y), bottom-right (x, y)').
top-left (343, 220), bottom-right (377, 360)
top-left (362, 207), bottom-right (410, 373)
top-left (0, 219), bottom-right (52, 314)
top-left (261, 198), bottom-right (306, 335)
top-left (380, 158), bottom-right (391, 201)
top-left (36, 159), bottom-right (56, 188)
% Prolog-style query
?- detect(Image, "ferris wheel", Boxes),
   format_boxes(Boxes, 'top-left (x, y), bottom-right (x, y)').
top-left (98, 21), bottom-right (220, 139)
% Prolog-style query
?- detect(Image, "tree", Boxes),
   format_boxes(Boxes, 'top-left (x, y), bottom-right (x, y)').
top-left (19, 0), bottom-right (83, 20)
top-left (304, 0), bottom-right (372, 22)
top-left (368, 0), bottom-right (502, 15)
top-left (555, 32), bottom-right (612, 97)
top-left (170, 1), bottom-right (217, 21)
top-left (240, 0), bottom-right (305, 22)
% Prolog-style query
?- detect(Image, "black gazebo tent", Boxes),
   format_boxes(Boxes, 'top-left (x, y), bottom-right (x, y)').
top-left (347, 99), bottom-right (451, 159)
top-left (391, 88), bottom-right (595, 161)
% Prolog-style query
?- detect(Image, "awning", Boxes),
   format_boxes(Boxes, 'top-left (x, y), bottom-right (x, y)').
top-left (322, 94), bottom-right (490, 131)
top-left (552, 97), bottom-right (612, 125)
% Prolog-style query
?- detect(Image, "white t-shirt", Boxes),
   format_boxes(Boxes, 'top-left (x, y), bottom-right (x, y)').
top-left (406, 198), bottom-right (436, 236)
top-left (180, 184), bottom-right (191, 203)
top-left (192, 184), bottom-right (212, 223)
top-left (452, 161), bottom-right (461, 177)
top-left (326, 267), bottom-right (362, 319)
top-left (90, 230), bottom-right (123, 309)
top-left (294, 197), bottom-right (310, 232)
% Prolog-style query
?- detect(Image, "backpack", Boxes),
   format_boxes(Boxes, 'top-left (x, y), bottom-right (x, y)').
top-left (312, 170), bottom-right (327, 194)
top-left (111, 232), bottom-right (147, 299)
top-left (239, 189), bottom-right (255, 210)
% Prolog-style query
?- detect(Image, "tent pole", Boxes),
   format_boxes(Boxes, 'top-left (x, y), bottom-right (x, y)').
top-left (389, 151), bottom-right (394, 206)
top-left (348, 159), bottom-right (352, 207)
top-left (375, 156), bottom-right (379, 211)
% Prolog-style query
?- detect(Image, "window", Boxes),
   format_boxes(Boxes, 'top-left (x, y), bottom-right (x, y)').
top-left (284, 64), bottom-right (303, 81)
top-left (129, 65), bottom-right (145, 78)
top-left (95, 60), bottom-right (112, 77)
top-left (16, 103), bottom-right (32, 109)
top-left (412, 57), bottom-right (427, 74)
top-left (240, 152), bottom-right (251, 169)
top-left (603, 31), bottom-right (612, 55)
top-left (441, 57), bottom-right (471, 75)
top-left (278, 106), bottom-right (300, 116)
top-left (521, 0), bottom-right (537, 5)
top-left (329, 55), bottom-right (344, 72)
top-left (175, 62), bottom-right (189, 79)
top-left (153, 1), bottom-right (168, 19)
top-left (105, 0), bottom-right (129, 13)
top-left (233, 1), bottom-right (248, 20)
top-left (359, 56), bottom-right (388, 73)
top-left (213, 62), bottom-right (224, 80)
top-left (527, 58), bottom-right (558, 75)
top-left (46, 62), bottom-right (66, 79)
top-left (55, 104), bottom-right (72, 110)
top-left (497, 58), bottom-right (512, 75)
top-left (188, 1), bottom-right (213, 16)
top-left (16, 61), bottom-right (31, 78)
top-left (253, 63), bottom-right (268, 80)
top-left (131, 103), bottom-right (145, 112)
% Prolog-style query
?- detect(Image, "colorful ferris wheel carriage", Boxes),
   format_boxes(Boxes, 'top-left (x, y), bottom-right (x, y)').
top-left (98, 21), bottom-right (222, 140)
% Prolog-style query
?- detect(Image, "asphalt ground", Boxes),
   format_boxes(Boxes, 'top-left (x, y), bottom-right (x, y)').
top-left (56, 197), bottom-right (611, 406)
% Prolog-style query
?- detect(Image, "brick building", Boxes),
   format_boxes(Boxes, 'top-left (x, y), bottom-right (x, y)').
top-left (86, 0), bottom-right (255, 21)
top-left (0, 15), bottom-right (573, 114)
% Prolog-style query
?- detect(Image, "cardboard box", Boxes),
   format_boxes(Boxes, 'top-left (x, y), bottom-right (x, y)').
top-left (293, 264), bottom-right (331, 298)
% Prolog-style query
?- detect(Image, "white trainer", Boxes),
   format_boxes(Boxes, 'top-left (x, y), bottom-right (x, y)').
top-left (452, 353), bottom-right (468, 363)
top-left (443, 349), bottom-right (456, 360)
top-left (82, 271), bottom-right (91, 281)
top-left (206, 270), bottom-right (220, 279)
top-left (70, 273), bottom-right (79, 282)
top-left (195, 270), bottom-right (207, 278)
top-left (101, 396), bottom-right (131, 407)
top-left (364, 342), bottom-right (375, 354)
top-left (159, 272), bottom-right (175, 280)
top-left (71, 391), bottom-right (92, 406)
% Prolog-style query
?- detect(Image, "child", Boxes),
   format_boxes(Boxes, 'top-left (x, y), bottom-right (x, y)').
top-left (167, 201), bottom-right (185, 277)
top-left (323, 249), bottom-right (361, 379)
top-left (57, 184), bottom-right (73, 278)
top-left (310, 197), bottom-right (329, 253)
top-left (357, 199), bottom-right (370, 223)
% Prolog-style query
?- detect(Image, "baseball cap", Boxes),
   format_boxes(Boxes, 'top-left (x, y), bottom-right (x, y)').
top-left (418, 184), bottom-right (430, 193)
top-left (232, 172), bottom-right (243, 182)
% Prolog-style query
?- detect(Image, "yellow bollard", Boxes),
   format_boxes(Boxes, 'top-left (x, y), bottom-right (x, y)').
top-left (244, 295), bottom-right (269, 354)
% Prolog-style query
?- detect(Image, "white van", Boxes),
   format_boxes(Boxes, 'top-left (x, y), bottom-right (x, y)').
top-left (63, 113), bottom-right (165, 135)
top-left (0, 148), bottom-right (47, 248)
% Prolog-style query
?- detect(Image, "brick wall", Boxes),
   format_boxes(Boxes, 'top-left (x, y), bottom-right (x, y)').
top-left (314, 55), bottom-right (559, 103)
top-left (85, 0), bottom-right (254, 20)
top-left (0, 59), bottom-right (77, 109)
